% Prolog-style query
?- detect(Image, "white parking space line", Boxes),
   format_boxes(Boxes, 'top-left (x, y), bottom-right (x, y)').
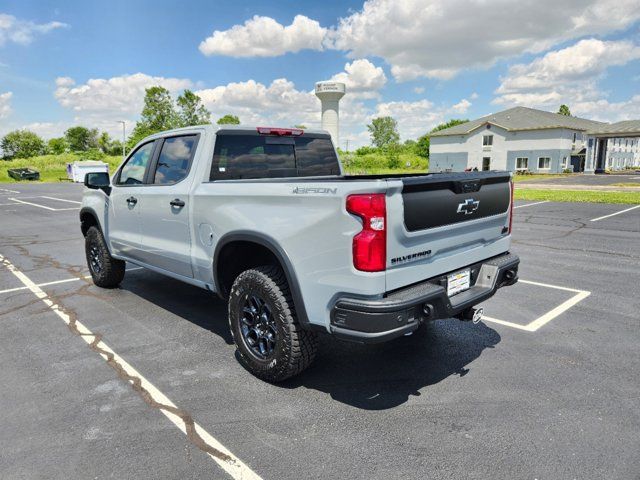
top-left (40, 196), bottom-right (82, 204)
top-left (0, 188), bottom-right (20, 194)
top-left (513, 200), bottom-right (549, 209)
top-left (590, 204), bottom-right (640, 222)
top-left (0, 253), bottom-right (261, 480)
top-left (0, 202), bottom-right (25, 207)
top-left (8, 197), bottom-right (78, 211)
top-left (0, 267), bottom-right (144, 295)
top-left (482, 279), bottom-right (590, 332)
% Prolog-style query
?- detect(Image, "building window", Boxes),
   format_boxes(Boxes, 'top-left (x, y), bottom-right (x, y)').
top-left (538, 157), bottom-right (551, 169)
top-left (573, 132), bottom-right (577, 143)
top-left (562, 156), bottom-right (568, 168)
top-left (482, 135), bottom-right (493, 146)
top-left (516, 157), bottom-right (528, 171)
top-left (482, 157), bottom-right (491, 171)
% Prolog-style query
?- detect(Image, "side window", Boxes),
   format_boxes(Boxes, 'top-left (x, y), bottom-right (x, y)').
top-left (117, 141), bottom-right (155, 185)
top-left (153, 135), bottom-right (198, 185)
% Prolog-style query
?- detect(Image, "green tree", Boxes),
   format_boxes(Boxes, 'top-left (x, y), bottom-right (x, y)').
top-left (415, 134), bottom-right (430, 158)
top-left (367, 116), bottom-right (400, 148)
top-left (47, 137), bottom-right (69, 155)
top-left (558, 104), bottom-right (571, 116)
top-left (97, 131), bottom-right (112, 153)
top-left (65, 126), bottom-right (99, 152)
top-left (430, 119), bottom-right (469, 134)
top-left (176, 89), bottom-right (211, 127)
top-left (217, 114), bottom-right (240, 125)
top-left (385, 142), bottom-right (402, 169)
top-left (129, 86), bottom-right (179, 148)
top-left (96, 131), bottom-right (124, 156)
top-left (1, 130), bottom-right (46, 159)
top-left (107, 139), bottom-right (125, 157)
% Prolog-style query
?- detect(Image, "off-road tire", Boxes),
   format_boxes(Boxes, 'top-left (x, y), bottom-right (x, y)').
top-left (228, 265), bottom-right (318, 382)
top-left (85, 226), bottom-right (125, 288)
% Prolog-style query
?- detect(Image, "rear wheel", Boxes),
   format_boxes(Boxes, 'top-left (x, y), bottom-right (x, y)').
top-left (85, 226), bottom-right (125, 288)
top-left (228, 265), bottom-right (318, 382)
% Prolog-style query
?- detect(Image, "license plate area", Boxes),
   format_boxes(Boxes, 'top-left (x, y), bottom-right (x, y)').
top-left (447, 269), bottom-right (470, 297)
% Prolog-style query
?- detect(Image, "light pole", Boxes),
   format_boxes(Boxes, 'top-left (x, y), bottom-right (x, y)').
top-left (117, 121), bottom-right (126, 159)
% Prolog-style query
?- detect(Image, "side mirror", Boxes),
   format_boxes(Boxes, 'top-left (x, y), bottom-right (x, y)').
top-left (84, 172), bottom-right (111, 195)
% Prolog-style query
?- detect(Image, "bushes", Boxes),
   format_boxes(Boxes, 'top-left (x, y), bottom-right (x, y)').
top-left (0, 153), bottom-right (122, 183)
top-left (341, 146), bottom-right (428, 175)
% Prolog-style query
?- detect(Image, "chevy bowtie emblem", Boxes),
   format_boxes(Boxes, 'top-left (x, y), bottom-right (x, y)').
top-left (457, 198), bottom-right (480, 215)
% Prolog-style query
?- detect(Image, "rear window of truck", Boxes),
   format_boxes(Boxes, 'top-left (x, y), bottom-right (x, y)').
top-left (210, 133), bottom-right (340, 180)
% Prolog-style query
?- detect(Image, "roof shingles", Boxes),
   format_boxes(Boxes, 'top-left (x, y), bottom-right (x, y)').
top-left (430, 106), bottom-right (606, 137)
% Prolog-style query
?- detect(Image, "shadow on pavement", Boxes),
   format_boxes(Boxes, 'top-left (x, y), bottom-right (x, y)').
top-left (120, 269), bottom-right (500, 410)
top-left (120, 271), bottom-right (234, 344)
top-left (282, 320), bottom-right (501, 410)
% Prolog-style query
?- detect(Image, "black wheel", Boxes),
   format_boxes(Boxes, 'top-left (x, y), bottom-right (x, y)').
top-left (85, 226), bottom-right (125, 288)
top-left (228, 265), bottom-right (318, 382)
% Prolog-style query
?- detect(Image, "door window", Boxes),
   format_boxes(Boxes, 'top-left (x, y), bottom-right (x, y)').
top-left (153, 135), bottom-right (199, 185)
top-left (117, 141), bottom-right (155, 185)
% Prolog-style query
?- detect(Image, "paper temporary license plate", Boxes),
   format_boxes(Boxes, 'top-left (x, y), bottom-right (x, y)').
top-left (447, 269), bottom-right (471, 297)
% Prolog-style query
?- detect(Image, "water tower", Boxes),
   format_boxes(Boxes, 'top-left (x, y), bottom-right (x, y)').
top-left (315, 81), bottom-right (346, 147)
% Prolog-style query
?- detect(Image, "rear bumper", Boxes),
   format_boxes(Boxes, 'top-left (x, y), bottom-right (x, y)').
top-left (330, 252), bottom-right (519, 343)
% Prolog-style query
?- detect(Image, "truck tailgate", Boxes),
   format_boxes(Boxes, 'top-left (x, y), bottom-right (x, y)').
top-left (385, 171), bottom-right (512, 292)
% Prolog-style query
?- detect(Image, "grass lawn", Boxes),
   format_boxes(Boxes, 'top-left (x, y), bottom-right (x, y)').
top-left (610, 182), bottom-right (640, 187)
top-left (514, 189), bottom-right (640, 204)
top-left (1, 154), bottom-right (122, 183)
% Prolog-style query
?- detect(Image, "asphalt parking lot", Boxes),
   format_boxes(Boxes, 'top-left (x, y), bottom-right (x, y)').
top-left (1, 183), bottom-right (639, 479)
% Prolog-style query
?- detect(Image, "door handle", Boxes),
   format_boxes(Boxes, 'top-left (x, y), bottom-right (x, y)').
top-left (170, 198), bottom-right (185, 207)
top-left (126, 196), bottom-right (137, 205)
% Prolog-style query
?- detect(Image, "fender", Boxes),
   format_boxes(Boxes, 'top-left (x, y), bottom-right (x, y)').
top-left (213, 231), bottom-right (319, 331)
top-left (79, 206), bottom-right (103, 236)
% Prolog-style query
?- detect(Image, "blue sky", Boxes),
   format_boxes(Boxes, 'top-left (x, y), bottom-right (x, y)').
top-left (1, 0), bottom-right (639, 147)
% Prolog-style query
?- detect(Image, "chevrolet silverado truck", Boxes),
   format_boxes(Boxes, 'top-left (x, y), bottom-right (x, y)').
top-left (80, 125), bottom-right (519, 382)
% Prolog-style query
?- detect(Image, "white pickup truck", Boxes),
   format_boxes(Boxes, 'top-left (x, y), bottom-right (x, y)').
top-left (80, 125), bottom-right (519, 381)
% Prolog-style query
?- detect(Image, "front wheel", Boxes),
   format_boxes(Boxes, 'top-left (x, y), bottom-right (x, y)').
top-left (228, 265), bottom-right (318, 382)
top-left (85, 226), bottom-right (125, 288)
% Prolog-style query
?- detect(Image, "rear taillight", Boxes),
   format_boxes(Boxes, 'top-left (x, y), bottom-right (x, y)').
top-left (346, 194), bottom-right (386, 272)
top-left (508, 180), bottom-right (514, 234)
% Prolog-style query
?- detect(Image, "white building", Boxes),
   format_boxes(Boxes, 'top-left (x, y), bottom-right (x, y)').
top-left (429, 107), bottom-right (605, 173)
top-left (585, 121), bottom-right (640, 173)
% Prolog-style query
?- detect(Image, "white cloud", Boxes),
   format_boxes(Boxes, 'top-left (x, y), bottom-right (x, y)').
top-left (0, 91), bottom-right (12, 119)
top-left (196, 78), bottom-right (319, 126)
top-left (451, 98), bottom-right (471, 114)
top-left (54, 73), bottom-right (192, 115)
top-left (329, 59), bottom-right (387, 98)
top-left (373, 97), bottom-right (473, 140)
top-left (327, 0), bottom-right (640, 81)
top-left (199, 15), bottom-right (326, 57)
top-left (53, 73), bottom-right (193, 136)
top-left (493, 39), bottom-right (640, 122)
top-left (0, 13), bottom-right (67, 46)
top-left (496, 39), bottom-right (640, 98)
top-left (413, 87), bottom-right (425, 94)
top-left (571, 95), bottom-right (640, 123)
